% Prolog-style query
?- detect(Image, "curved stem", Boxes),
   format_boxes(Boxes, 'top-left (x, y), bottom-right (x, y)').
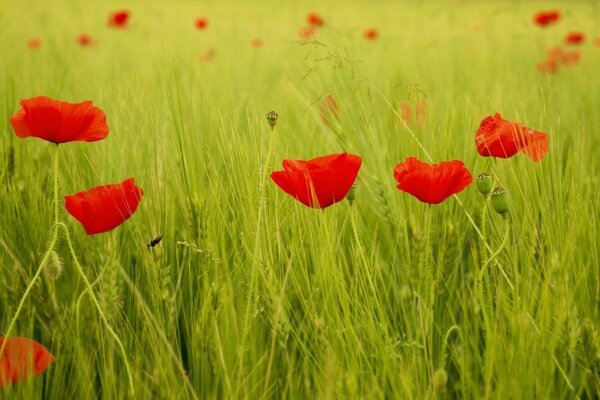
top-left (58, 222), bottom-right (135, 396)
top-left (239, 125), bottom-right (276, 396)
top-left (479, 216), bottom-right (510, 280)
top-left (438, 325), bottom-right (461, 369)
top-left (0, 224), bottom-right (60, 359)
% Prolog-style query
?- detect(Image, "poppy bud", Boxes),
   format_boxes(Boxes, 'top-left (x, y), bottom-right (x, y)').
top-left (266, 110), bottom-right (279, 130)
top-left (43, 250), bottom-right (63, 280)
top-left (490, 187), bottom-right (509, 215)
top-left (346, 184), bottom-right (358, 205)
top-left (433, 368), bottom-right (448, 391)
top-left (476, 173), bottom-right (493, 196)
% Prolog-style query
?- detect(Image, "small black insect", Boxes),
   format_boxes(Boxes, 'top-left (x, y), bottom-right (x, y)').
top-left (147, 234), bottom-right (163, 248)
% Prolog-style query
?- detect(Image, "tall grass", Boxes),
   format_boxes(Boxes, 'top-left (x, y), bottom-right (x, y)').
top-left (1, 0), bottom-right (599, 398)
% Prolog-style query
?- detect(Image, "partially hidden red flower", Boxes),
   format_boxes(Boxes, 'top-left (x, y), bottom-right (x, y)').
top-left (0, 337), bottom-right (55, 387)
top-left (307, 12), bottom-right (324, 27)
top-left (195, 17), bottom-right (209, 30)
top-left (10, 96), bottom-right (109, 144)
top-left (533, 10), bottom-right (560, 27)
top-left (250, 38), bottom-right (264, 48)
top-left (565, 31), bottom-right (585, 45)
top-left (537, 58), bottom-right (557, 74)
top-left (27, 38), bottom-right (42, 49)
top-left (399, 100), bottom-right (427, 127)
top-left (475, 113), bottom-right (548, 162)
top-left (363, 28), bottom-right (379, 40)
top-left (76, 33), bottom-right (93, 47)
top-left (299, 26), bottom-right (316, 39)
top-left (320, 94), bottom-right (339, 126)
top-left (108, 10), bottom-right (130, 28)
top-left (65, 178), bottom-right (144, 235)
top-left (271, 153), bottom-right (362, 208)
top-left (594, 37), bottom-right (600, 48)
top-left (393, 157), bottom-right (473, 205)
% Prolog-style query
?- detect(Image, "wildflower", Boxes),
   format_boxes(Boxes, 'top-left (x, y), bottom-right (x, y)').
top-left (363, 28), bottom-right (379, 40)
top-left (271, 153), bottom-right (362, 208)
top-left (27, 38), bottom-right (42, 49)
top-left (10, 96), bottom-right (109, 144)
top-left (320, 94), bottom-right (339, 126)
top-left (307, 12), bottom-right (324, 27)
top-left (76, 33), bottom-right (93, 47)
top-left (195, 17), bottom-right (209, 30)
top-left (475, 113), bottom-right (548, 162)
top-left (565, 32), bottom-right (585, 45)
top-left (393, 157), bottom-right (473, 204)
top-left (108, 10), bottom-right (130, 28)
top-left (533, 10), bottom-right (560, 27)
top-left (64, 178), bottom-right (144, 234)
top-left (0, 337), bottom-right (55, 387)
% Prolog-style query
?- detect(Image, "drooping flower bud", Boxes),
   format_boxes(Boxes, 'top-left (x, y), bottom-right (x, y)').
top-left (476, 173), bottom-right (493, 196)
top-left (43, 250), bottom-right (64, 280)
top-left (266, 110), bottom-right (279, 130)
top-left (433, 368), bottom-right (448, 391)
top-left (490, 187), bottom-right (509, 215)
top-left (346, 184), bottom-right (357, 205)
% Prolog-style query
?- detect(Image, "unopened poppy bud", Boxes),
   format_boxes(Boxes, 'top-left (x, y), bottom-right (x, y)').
top-left (476, 173), bottom-right (493, 196)
top-left (43, 250), bottom-right (63, 280)
top-left (433, 368), bottom-right (448, 391)
top-left (346, 184), bottom-right (358, 205)
top-left (490, 187), bottom-right (509, 215)
top-left (266, 110), bottom-right (279, 130)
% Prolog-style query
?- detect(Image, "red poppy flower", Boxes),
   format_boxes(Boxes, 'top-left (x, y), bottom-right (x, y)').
top-left (108, 10), bottom-right (130, 28)
top-left (307, 12), bottom-right (324, 27)
top-left (363, 28), bottom-right (378, 40)
top-left (594, 37), bottom-right (600, 48)
top-left (533, 10), bottom-right (560, 27)
top-left (299, 26), bottom-right (316, 39)
top-left (195, 17), bottom-right (209, 30)
top-left (0, 337), bottom-right (55, 387)
top-left (27, 38), bottom-right (42, 49)
top-left (271, 153), bottom-right (362, 208)
top-left (565, 32), bottom-right (585, 45)
top-left (64, 178), bottom-right (144, 235)
top-left (250, 38), bottom-right (264, 48)
top-left (475, 113), bottom-right (548, 162)
top-left (76, 33), bottom-right (93, 47)
top-left (10, 96), bottom-right (109, 144)
top-left (320, 94), bottom-right (339, 126)
top-left (536, 58), bottom-right (557, 74)
top-left (393, 157), bottom-right (472, 205)
top-left (399, 100), bottom-right (427, 127)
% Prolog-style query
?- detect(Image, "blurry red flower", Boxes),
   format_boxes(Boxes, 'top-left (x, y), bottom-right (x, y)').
top-left (199, 48), bottom-right (216, 62)
top-left (565, 32), bottom-right (585, 45)
top-left (76, 33), bottom-right (93, 47)
top-left (363, 28), bottom-right (378, 40)
top-left (27, 38), bottom-right (42, 49)
top-left (533, 10), bottom-right (560, 27)
top-left (271, 153), bottom-right (362, 208)
top-left (0, 337), bottom-right (55, 387)
top-left (250, 38), bottom-right (264, 48)
top-left (393, 157), bottom-right (472, 205)
top-left (108, 10), bottom-right (130, 28)
top-left (195, 17), bottom-right (209, 30)
top-left (307, 12), bottom-right (324, 27)
top-left (65, 178), bottom-right (143, 235)
top-left (475, 113), bottom-right (548, 162)
top-left (537, 58), bottom-right (557, 74)
top-left (399, 100), bottom-right (427, 127)
top-left (320, 94), bottom-right (339, 126)
top-left (594, 37), bottom-right (600, 48)
top-left (10, 96), bottom-right (109, 144)
top-left (299, 26), bottom-right (316, 39)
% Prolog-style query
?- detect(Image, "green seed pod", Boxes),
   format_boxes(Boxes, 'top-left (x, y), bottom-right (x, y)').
top-left (346, 184), bottom-right (358, 205)
top-left (43, 250), bottom-right (63, 280)
top-left (476, 173), bottom-right (493, 196)
top-left (266, 110), bottom-right (279, 130)
top-left (491, 187), bottom-right (509, 215)
top-left (433, 368), bottom-right (448, 391)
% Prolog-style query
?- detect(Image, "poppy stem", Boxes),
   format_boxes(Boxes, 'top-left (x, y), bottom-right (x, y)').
top-left (479, 215), bottom-right (511, 279)
top-left (53, 145), bottom-right (60, 225)
top-left (57, 222), bottom-right (135, 396)
top-left (481, 197), bottom-right (489, 245)
top-left (239, 121), bottom-right (277, 394)
top-left (0, 223), bottom-right (60, 360)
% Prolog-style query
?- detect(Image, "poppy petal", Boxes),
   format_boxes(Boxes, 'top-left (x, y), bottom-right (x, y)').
top-left (0, 337), bottom-right (55, 387)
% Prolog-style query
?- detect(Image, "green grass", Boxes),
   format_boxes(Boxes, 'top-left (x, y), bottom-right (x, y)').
top-left (1, 0), bottom-right (600, 398)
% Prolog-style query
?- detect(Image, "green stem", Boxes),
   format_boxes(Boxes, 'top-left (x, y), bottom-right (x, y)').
top-left (58, 222), bottom-right (135, 396)
top-left (0, 224), bottom-right (60, 359)
top-left (480, 215), bottom-right (510, 278)
top-left (438, 325), bottom-right (461, 369)
top-left (480, 197), bottom-right (489, 246)
top-left (238, 124), bottom-right (276, 395)
top-left (53, 144), bottom-right (60, 224)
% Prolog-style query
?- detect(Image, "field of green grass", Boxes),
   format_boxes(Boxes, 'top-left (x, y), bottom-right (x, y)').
top-left (1, 0), bottom-right (600, 398)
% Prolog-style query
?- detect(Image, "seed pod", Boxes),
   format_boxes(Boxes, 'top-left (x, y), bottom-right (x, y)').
top-left (476, 173), bottom-right (493, 196)
top-left (491, 187), bottom-right (510, 215)
top-left (43, 250), bottom-right (63, 280)
top-left (266, 110), bottom-right (279, 130)
top-left (346, 184), bottom-right (358, 205)
top-left (433, 368), bottom-right (448, 391)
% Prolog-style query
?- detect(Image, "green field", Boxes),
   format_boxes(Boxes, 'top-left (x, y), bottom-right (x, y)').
top-left (1, 0), bottom-right (600, 398)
